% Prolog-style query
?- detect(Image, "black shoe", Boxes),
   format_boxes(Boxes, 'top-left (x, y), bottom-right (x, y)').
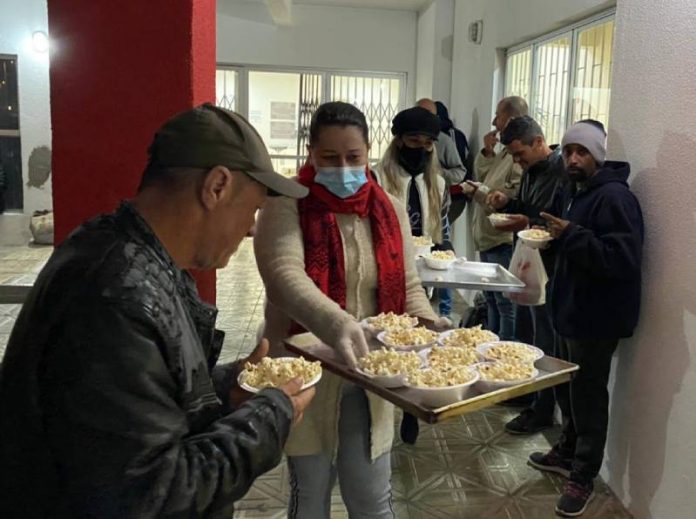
top-left (505, 409), bottom-right (553, 435)
top-left (400, 412), bottom-right (419, 444)
top-left (498, 394), bottom-right (535, 407)
top-left (556, 480), bottom-right (595, 517)
top-left (528, 450), bottom-right (572, 478)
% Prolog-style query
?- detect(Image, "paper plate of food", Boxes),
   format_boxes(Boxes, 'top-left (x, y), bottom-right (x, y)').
top-left (404, 366), bottom-right (480, 408)
top-left (360, 312), bottom-right (418, 336)
top-left (475, 361), bottom-right (539, 392)
top-left (488, 213), bottom-right (513, 227)
top-left (438, 326), bottom-right (499, 348)
top-left (377, 326), bottom-right (439, 351)
top-left (238, 357), bottom-right (322, 393)
top-left (423, 250), bottom-right (458, 270)
top-left (419, 345), bottom-right (482, 369)
top-left (476, 341), bottom-right (545, 364)
top-left (517, 228), bottom-right (553, 248)
top-left (356, 348), bottom-right (423, 388)
top-left (412, 235), bottom-right (433, 257)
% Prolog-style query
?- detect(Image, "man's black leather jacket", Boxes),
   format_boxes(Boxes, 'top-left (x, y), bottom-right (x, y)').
top-left (0, 202), bottom-right (293, 518)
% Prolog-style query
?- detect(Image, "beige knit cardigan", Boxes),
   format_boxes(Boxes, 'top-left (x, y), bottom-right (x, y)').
top-left (253, 190), bottom-right (437, 460)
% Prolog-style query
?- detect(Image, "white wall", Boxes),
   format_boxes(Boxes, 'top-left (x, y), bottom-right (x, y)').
top-left (600, 1), bottom-right (696, 517)
top-left (0, 0), bottom-right (52, 243)
top-left (416, 0), bottom-right (454, 106)
top-left (217, 1), bottom-right (418, 103)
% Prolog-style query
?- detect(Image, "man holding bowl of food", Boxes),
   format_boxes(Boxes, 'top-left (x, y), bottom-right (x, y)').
top-left (0, 104), bottom-right (315, 518)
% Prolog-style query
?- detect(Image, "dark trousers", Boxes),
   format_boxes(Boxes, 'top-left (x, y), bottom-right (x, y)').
top-left (553, 335), bottom-right (618, 484)
top-left (514, 302), bottom-right (556, 420)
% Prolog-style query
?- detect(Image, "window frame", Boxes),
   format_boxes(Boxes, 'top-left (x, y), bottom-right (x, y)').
top-left (504, 9), bottom-right (616, 139)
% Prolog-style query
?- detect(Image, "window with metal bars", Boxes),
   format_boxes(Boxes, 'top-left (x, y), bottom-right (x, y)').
top-left (504, 12), bottom-right (614, 145)
top-left (215, 65), bottom-right (406, 176)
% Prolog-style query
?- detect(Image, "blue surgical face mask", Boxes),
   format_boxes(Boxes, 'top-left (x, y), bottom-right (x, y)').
top-left (314, 166), bottom-right (368, 198)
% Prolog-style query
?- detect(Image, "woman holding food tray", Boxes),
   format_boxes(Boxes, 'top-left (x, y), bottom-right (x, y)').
top-left (254, 101), bottom-right (447, 518)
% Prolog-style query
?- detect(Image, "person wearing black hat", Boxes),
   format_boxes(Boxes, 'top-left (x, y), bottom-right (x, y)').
top-left (0, 103), bottom-right (315, 518)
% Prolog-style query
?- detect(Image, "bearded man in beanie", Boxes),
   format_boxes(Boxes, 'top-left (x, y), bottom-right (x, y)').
top-left (527, 120), bottom-right (644, 517)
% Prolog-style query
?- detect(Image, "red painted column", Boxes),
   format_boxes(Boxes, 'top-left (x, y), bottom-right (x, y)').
top-left (47, 0), bottom-right (217, 303)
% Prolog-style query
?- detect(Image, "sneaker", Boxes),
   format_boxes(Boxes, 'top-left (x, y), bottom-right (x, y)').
top-left (555, 480), bottom-right (594, 517)
top-left (505, 409), bottom-right (553, 435)
top-left (528, 450), bottom-right (572, 478)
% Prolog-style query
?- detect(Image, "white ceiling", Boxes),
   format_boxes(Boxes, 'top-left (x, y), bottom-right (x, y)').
top-left (295, 0), bottom-right (432, 11)
top-left (223, 0), bottom-right (433, 12)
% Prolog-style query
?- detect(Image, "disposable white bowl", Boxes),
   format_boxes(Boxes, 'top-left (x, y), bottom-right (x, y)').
top-left (517, 229), bottom-right (553, 249)
top-left (377, 330), bottom-right (438, 352)
top-left (418, 346), bottom-right (482, 369)
top-left (404, 367), bottom-right (480, 408)
top-left (414, 244), bottom-right (433, 257)
top-left (474, 361), bottom-right (539, 393)
top-left (488, 213), bottom-right (513, 227)
top-left (238, 357), bottom-right (322, 393)
top-left (437, 328), bottom-right (499, 348)
top-left (355, 367), bottom-right (407, 388)
top-left (476, 341), bottom-right (545, 364)
top-left (359, 315), bottom-right (418, 336)
top-left (423, 255), bottom-right (457, 270)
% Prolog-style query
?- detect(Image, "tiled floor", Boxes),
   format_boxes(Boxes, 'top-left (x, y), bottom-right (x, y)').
top-left (0, 240), bottom-right (632, 518)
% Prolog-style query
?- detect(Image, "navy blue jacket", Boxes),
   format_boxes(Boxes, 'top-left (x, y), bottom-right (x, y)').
top-left (548, 161), bottom-right (644, 341)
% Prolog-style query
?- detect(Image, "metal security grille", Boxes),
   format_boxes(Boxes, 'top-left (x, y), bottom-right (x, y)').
top-left (330, 75), bottom-right (402, 162)
top-left (505, 48), bottom-right (532, 100)
top-left (533, 35), bottom-right (571, 145)
top-left (215, 68), bottom-right (238, 111)
top-left (296, 73), bottom-right (322, 166)
top-left (504, 11), bottom-right (615, 143)
top-left (571, 19), bottom-right (614, 127)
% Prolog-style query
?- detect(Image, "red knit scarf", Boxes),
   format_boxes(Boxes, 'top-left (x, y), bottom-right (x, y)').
top-left (292, 164), bottom-right (406, 332)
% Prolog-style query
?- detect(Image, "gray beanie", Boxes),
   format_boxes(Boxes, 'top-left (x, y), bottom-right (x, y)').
top-left (561, 122), bottom-right (606, 165)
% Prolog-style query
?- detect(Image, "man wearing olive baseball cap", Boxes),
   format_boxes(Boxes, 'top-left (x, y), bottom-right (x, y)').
top-left (0, 103), bottom-right (313, 518)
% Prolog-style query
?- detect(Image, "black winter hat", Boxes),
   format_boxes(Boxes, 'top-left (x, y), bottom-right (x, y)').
top-left (391, 107), bottom-right (440, 140)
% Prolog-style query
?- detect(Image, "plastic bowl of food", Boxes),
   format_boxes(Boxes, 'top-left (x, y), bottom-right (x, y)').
top-left (418, 345), bottom-right (482, 369)
top-left (476, 341), bottom-right (545, 364)
top-left (517, 229), bottom-right (553, 249)
top-left (423, 250), bottom-right (457, 270)
top-left (488, 213), bottom-right (513, 227)
top-left (238, 357), bottom-right (322, 393)
top-left (412, 236), bottom-right (433, 257)
top-left (360, 312), bottom-right (418, 336)
top-left (474, 361), bottom-right (539, 393)
top-left (404, 366), bottom-right (480, 408)
top-left (438, 326), bottom-right (499, 348)
top-left (356, 348), bottom-right (423, 388)
top-left (377, 327), bottom-right (439, 352)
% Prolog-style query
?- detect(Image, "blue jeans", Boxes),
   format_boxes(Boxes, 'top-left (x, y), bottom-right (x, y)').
top-left (287, 384), bottom-right (395, 519)
top-left (438, 288), bottom-right (452, 316)
top-left (479, 244), bottom-right (515, 340)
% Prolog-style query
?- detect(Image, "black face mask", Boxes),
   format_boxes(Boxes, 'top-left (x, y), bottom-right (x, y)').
top-left (398, 145), bottom-right (431, 175)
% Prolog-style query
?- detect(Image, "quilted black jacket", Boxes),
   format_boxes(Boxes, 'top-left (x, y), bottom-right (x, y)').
top-left (0, 202), bottom-right (293, 518)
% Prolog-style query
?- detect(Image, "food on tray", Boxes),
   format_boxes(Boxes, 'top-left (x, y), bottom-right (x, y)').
top-left (478, 361), bottom-right (535, 381)
top-left (365, 312), bottom-right (417, 331)
top-left (525, 228), bottom-right (551, 240)
top-left (382, 326), bottom-right (438, 347)
top-left (483, 342), bottom-right (539, 363)
top-left (407, 366), bottom-right (475, 387)
top-left (241, 357), bottom-right (321, 389)
top-left (359, 348), bottom-right (421, 376)
top-left (427, 250), bottom-right (456, 260)
top-left (427, 347), bottom-right (479, 368)
top-left (412, 235), bottom-right (433, 247)
top-left (441, 326), bottom-right (498, 348)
